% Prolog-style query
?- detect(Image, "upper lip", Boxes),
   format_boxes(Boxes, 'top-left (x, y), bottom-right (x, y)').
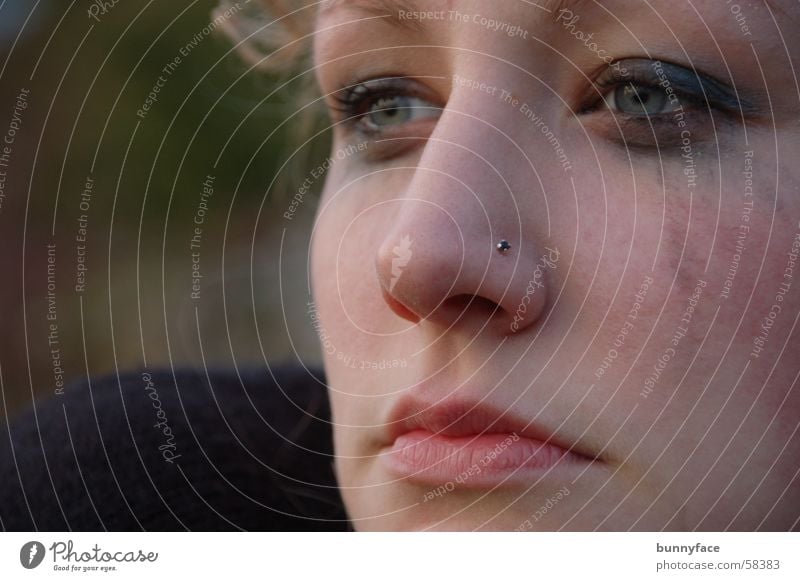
top-left (385, 393), bottom-right (597, 459)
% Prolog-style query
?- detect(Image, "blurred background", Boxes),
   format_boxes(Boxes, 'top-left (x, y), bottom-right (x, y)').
top-left (0, 0), bottom-right (328, 414)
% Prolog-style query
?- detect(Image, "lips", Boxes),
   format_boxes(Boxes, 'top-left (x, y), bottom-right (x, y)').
top-left (379, 395), bottom-right (595, 487)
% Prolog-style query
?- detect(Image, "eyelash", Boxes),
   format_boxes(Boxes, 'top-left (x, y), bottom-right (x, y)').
top-left (329, 78), bottom-right (425, 132)
top-left (585, 63), bottom-right (737, 117)
top-left (327, 61), bottom-right (746, 139)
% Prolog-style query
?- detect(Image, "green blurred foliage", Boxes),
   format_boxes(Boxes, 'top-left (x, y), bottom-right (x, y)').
top-left (0, 0), bottom-right (330, 414)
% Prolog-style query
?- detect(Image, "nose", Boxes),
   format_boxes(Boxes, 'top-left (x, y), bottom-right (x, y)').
top-left (375, 201), bottom-right (554, 334)
top-left (374, 147), bottom-right (556, 335)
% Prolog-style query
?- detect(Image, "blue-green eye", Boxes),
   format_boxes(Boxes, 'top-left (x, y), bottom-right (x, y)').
top-left (331, 77), bottom-right (442, 133)
top-left (605, 82), bottom-right (680, 116)
top-left (365, 95), bottom-right (441, 129)
top-left (591, 59), bottom-right (750, 120)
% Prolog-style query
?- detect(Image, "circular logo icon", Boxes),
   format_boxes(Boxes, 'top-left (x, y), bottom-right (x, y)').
top-left (19, 541), bottom-right (46, 569)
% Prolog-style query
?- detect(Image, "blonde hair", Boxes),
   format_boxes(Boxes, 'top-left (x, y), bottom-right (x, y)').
top-left (213, 0), bottom-right (329, 204)
top-left (212, 0), bottom-right (317, 75)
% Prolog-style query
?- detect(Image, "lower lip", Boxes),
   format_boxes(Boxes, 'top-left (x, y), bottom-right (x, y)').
top-left (380, 430), bottom-right (589, 487)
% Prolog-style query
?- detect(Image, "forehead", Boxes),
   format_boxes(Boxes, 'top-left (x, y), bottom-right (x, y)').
top-left (317, 0), bottom-right (798, 25)
top-left (312, 0), bottom-right (794, 65)
top-left (313, 0), bottom-right (799, 70)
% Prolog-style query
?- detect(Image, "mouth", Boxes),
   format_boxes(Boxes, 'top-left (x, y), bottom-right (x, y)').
top-left (379, 395), bottom-right (597, 488)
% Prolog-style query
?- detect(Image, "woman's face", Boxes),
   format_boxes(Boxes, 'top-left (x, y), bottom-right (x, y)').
top-left (308, 0), bottom-right (800, 530)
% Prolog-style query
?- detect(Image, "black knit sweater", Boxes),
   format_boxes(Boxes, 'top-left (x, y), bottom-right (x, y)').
top-left (0, 365), bottom-right (349, 531)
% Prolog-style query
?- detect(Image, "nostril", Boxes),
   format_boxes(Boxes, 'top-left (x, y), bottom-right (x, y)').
top-left (380, 285), bottom-right (422, 324)
top-left (449, 294), bottom-right (504, 315)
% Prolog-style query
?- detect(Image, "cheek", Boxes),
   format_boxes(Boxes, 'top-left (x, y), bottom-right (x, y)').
top-left (579, 145), bottom-right (798, 397)
top-left (643, 151), bottom-right (800, 407)
top-left (310, 169), bottom-right (414, 402)
top-left (310, 185), bottom-right (369, 475)
top-left (312, 173), bottom-right (412, 346)
top-left (703, 157), bottom-right (800, 357)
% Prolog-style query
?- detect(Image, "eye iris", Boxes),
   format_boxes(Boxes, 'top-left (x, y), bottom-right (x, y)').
top-left (369, 96), bottom-right (412, 126)
top-left (614, 83), bottom-right (668, 115)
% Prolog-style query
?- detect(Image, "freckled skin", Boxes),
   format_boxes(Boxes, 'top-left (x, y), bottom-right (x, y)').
top-left (310, 0), bottom-right (800, 530)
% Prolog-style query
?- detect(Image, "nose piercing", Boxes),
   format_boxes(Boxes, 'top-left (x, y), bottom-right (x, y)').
top-left (496, 239), bottom-right (511, 253)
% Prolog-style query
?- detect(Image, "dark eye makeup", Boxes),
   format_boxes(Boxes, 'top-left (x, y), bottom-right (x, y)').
top-left (325, 59), bottom-right (756, 153)
top-left (585, 58), bottom-right (754, 117)
top-left (328, 76), bottom-right (443, 135)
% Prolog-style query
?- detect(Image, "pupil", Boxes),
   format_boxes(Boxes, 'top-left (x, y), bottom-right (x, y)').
top-left (377, 98), bottom-right (395, 112)
top-left (372, 97), bottom-right (406, 124)
top-left (619, 84), bottom-right (665, 115)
